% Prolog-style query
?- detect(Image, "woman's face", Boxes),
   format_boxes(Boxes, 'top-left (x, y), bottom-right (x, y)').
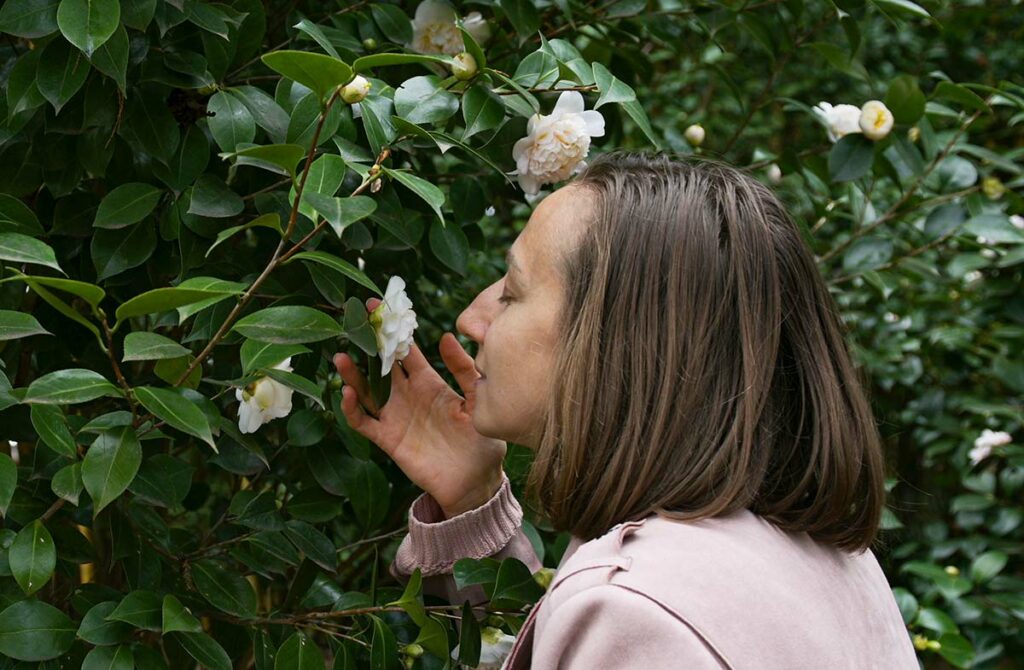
top-left (456, 185), bottom-right (591, 449)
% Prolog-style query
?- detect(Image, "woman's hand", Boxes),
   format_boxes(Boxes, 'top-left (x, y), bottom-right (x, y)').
top-left (333, 298), bottom-right (507, 519)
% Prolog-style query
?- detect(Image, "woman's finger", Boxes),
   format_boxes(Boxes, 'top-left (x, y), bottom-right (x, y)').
top-left (333, 352), bottom-right (378, 415)
top-left (439, 332), bottom-right (479, 400)
top-left (340, 385), bottom-right (387, 450)
top-left (398, 341), bottom-right (431, 377)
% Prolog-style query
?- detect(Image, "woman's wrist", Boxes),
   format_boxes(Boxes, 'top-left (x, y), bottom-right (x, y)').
top-left (441, 470), bottom-right (506, 519)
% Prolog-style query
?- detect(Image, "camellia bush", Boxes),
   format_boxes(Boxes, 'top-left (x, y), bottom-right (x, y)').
top-left (0, 0), bottom-right (1020, 668)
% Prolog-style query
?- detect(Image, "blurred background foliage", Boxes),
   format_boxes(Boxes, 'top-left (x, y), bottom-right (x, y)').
top-left (0, 0), bottom-right (1021, 668)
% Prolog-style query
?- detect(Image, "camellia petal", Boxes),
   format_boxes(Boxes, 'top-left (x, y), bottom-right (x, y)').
top-left (371, 276), bottom-right (419, 377)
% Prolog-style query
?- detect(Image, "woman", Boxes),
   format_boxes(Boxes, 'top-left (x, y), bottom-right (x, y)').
top-left (332, 152), bottom-right (918, 669)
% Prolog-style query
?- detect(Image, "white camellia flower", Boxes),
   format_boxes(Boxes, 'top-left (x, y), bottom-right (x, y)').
top-left (370, 276), bottom-right (418, 376)
top-left (1010, 214), bottom-right (1024, 230)
top-left (236, 358), bottom-right (294, 434)
top-left (684, 123), bottom-right (705, 147)
top-left (510, 91), bottom-right (605, 195)
top-left (969, 428), bottom-right (1012, 465)
top-left (409, 0), bottom-right (490, 56)
top-left (451, 627), bottom-right (517, 670)
top-left (812, 101), bottom-right (862, 143)
top-left (767, 163), bottom-right (783, 183)
top-left (859, 100), bottom-right (895, 141)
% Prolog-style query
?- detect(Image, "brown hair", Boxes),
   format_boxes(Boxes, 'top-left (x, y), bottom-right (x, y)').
top-left (525, 151), bottom-right (885, 553)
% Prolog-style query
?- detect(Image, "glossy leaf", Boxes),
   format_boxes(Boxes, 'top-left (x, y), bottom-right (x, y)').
top-left (0, 310), bottom-right (51, 340)
top-left (233, 306), bottom-right (343, 344)
top-left (261, 50), bottom-right (353, 103)
top-left (0, 232), bottom-right (63, 274)
top-left (0, 600), bottom-right (76, 661)
top-left (122, 332), bottom-right (191, 361)
top-left (81, 426), bottom-right (142, 515)
top-left (9, 519), bottom-right (56, 595)
top-left (30, 403), bottom-right (77, 457)
top-left (94, 183), bottom-right (163, 229)
top-left (24, 368), bottom-right (121, 404)
top-left (134, 386), bottom-right (216, 449)
top-left (56, 0), bottom-right (120, 57)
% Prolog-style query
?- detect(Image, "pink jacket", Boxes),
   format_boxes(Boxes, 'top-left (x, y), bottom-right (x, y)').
top-left (390, 472), bottom-right (918, 669)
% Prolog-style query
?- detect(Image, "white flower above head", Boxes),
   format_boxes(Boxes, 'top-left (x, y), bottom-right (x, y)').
top-left (969, 428), bottom-right (1012, 465)
top-left (812, 101), bottom-right (862, 143)
top-left (859, 100), bottom-right (894, 141)
top-left (370, 276), bottom-right (419, 377)
top-left (236, 358), bottom-right (295, 434)
top-left (410, 0), bottom-right (490, 56)
top-left (510, 91), bottom-right (605, 196)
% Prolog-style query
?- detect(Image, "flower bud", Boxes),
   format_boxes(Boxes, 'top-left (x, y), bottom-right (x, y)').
top-left (402, 643), bottom-right (424, 658)
top-left (913, 634), bottom-right (929, 651)
top-left (944, 565), bottom-right (960, 577)
top-left (533, 567), bottom-right (556, 591)
top-left (486, 615), bottom-right (505, 628)
top-left (684, 123), bottom-right (705, 147)
top-left (927, 640), bottom-right (942, 651)
top-left (451, 52), bottom-right (478, 80)
top-left (402, 656), bottom-right (415, 670)
top-left (340, 75), bottom-right (372, 104)
top-left (767, 163), bottom-right (782, 184)
top-left (362, 37), bottom-right (377, 51)
top-left (907, 126), bottom-right (921, 143)
top-left (982, 176), bottom-right (1005, 199)
top-left (859, 100), bottom-right (894, 141)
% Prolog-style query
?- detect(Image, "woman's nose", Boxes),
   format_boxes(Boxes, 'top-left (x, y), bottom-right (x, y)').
top-left (456, 282), bottom-right (501, 345)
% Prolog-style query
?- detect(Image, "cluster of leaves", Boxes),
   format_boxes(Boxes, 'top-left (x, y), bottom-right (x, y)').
top-left (0, 0), bottom-right (1021, 668)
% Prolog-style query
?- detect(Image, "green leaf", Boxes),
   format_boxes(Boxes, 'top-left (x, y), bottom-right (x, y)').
top-left (129, 454), bottom-right (194, 507)
top-left (206, 213), bottom-right (282, 257)
top-left (188, 174), bottom-right (244, 218)
top-left (283, 519), bottom-right (336, 571)
top-left (208, 90), bottom-right (257, 152)
top-left (229, 143), bottom-right (306, 178)
top-left (933, 81), bottom-right (989, 113)
top-left (122, 88), bottom-right (180, 163)
top-left (394, 75), bottom-right (460, 125)
top-left (56, 0), bottom-right (120, 57)
top-left (161, 595), bottom-right (202, 634)
top-left (192, 559), bottom-right (258, 618)
top-left (498, 0), bottom-right (539, 42)
top-left (292, 17), bottom-right (341, 59)
top-left (51, 462), bottom-right (83, 505)
top-left (342, 296), bottom-right (377, 356)
top-left (0, 310), bottom-right (51, 340)
top-left (261, 368), bottom-right (324, 409)
top-left (592, 62), bottom-right (636, 108)
top-left (30, 403), bottom-right (77, 458)
top-left (107, 590), bottom-right (162, 631)
top-left (233, 306), bottom-right (343, 344)
top-left (241, 340), bottom-right (310, 375)
top-left (9, 519), bottom-right (55, 595)
top-left (37, 36), bottom-right (90, 114)
top-left (970, 551), bottom-right (1008, 582)
top-left (91, 220), bottom-right (158, 281)
top-left (490, 557), bottom-right (545, 608)
top-left (936, 633), bottom-right (974, 668)
top-left (82, 426), bottom-right (142, 515)
top-left (24, 368), bottom-right (121, 404)
top-left (458, 600), bottom-right (482, 666)
top-left (6, 49), bottom-right (46, 118)
top-left (0, 232), bottom-right (63, 274)
top-left (458, 22), bottom-right (487, 71)
top-left (453, 557), bottom-right (500, 593)
top-left (77, 601), bottom-right (132, 645)
top-left (122, 332), bottom-right (191, 361)
top-left (619, 98), bottom-right (661, 149)
top-left (3, 272), bottom-right (105, 307)
top-left (0, 453), bottom-right (16, 517)
top-left (89, 22), bottom-right (128, 93)
top-left (829, 134), bottom-right (875, 182)
top-left (462, 84), bottom-right (505, 139)
top-left (294, 153), bottom-right (347, 221)
top-left (275, 632), bottom-right (325, 670)
top-left (134, 386), bottom-right (216, 449)
top-left (174, 276), bottom-right (247, 322)
top-left (94, 182), bottom-right (163, 229)
top-left (344, 458), bottom-right (389, 531)
top-left (12, 275), bottom-right (103, 342)
top-left (352, 53), bottom-right (452, 73)
top-left (429, 217), bottom-right (469, 274)
top-left (368, 614), bottom-right (398, 670)
top-left (116, 284), bottom-right (241, 323)
top-left (963, 214), bottom-right (1024, 243)
top-left (0, 600), bottom-right (76, 661)
top-left (885, 75), bottom-right (925, 124)
top-left (916, 606), bottom-right (959, 635)
top-left (173, 632), bottom-right (232, 670)
top-left (842, 236), bottom-right (893, 273)
top-left (0, 193), bottom-right (44, 235)
top-left (513, 49), bottom-right (559, 89)
top-left (872, 0), bottom-right (930, 19)
top-left (370, 4), bottom-right (412, 44)
top-left (383, 168), bottom-right (445, 225)
top-left (287, 250), bottom-right (382, 295)
top-left (0, 0), bottom-right (60, 38)
top-left (302, 193), bottom-right (377, 238)
top-left (261, 50), bottom-right (353, 103)
top-left (186, 0), bottom-right (231, 39)
top-left (82, 645), bottom-right (134, 670)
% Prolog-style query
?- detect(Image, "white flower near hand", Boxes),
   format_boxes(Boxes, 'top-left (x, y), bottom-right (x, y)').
top-left (859, 100), bottom-right (895, 141)
top-left (410, 0), bottom-right (490, 56)
top-left (511, 91), bottom-right (605, 195)
top-left (451, 627), bottom-right (517, 670)
top-left (370, 276), bottom-right (418, 376)
top-left (813, 101), bottom-right (862, 143)
top-left (969, 428), bottom-right (1012, 465)
top-left (236, 358), bottom-right (294, 434)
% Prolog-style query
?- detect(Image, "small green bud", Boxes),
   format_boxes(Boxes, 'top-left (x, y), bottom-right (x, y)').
top-left (912, 634), bottom-right (929, 651)
top-left (533, 567), bottom-right (556, 591)
top-left (943, 565), bottom-right (960, 577)
top-left (982, 176), bottom-right (1005, 199)
top-left (402, 643), bottom-right (424, 658)
top-left (340, 75), bottom-right (372, 104)
top-left (362, 37), bottom-right (377, 51)
top-left (451, 52), bottom-right (479, 81)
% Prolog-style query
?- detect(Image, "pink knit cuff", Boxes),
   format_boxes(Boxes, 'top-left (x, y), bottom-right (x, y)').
top-left (391, 471), bottom-right (523, 577)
